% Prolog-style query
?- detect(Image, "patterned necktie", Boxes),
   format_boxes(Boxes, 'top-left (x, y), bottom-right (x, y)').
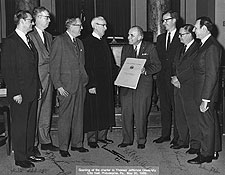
top-left (167, 32), bottom-right (171, 50)
top-left (73, 38), bottom-right (79, 52)
top-left (26, 35), bottom-right (33, 50)
top-left (42, 31), bottom-right (48, 51)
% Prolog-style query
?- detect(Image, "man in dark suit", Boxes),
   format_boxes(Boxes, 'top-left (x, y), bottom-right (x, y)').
top-left (171, 24), bottom-right (201, 154)
top-left (29, 6), bottom-right (58, 155)
top-left (1, 10), bottom-right (45, 168)
top-left (118, 26), bottom-right (161, 149)
top-left (153, 10), bottom-right (182, 144)
top-left (82, 16), bottom-right (118, 149)
top-left (188, 17), bottom-right (222, 164)
top-left (50, 17), bottom-right (89, 157)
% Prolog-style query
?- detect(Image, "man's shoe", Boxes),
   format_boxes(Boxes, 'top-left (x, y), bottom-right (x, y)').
top-left (186, 148), bottom-right (200, 154)
top-left (98, 139), bottom-right (114, 144)
top-left (170, 138), bottom-right (178, 145)
top-left (28, 156), bottom-right (45, 162)
top-left (33, 146), bottom-right (41, 156)
top-left (71, 147), bottom-right (89, 152)
top-left (213, 152), bottom-right (219, 160)
top-left (59, 150), bottom-right (71, 157)
top-left (15, 160), bottom-right (35, 168)
top-left (41, 143), bottom-right (59, 151)
top-left (171, 144), bottom-right (189, 149)
top-left (187, 155), bottom-right (212, 164)
top-left (153, 137), bottom-right (170, 143)
top-left (118, 143), bottom-right (133, 148)
top-left (88, 142), bottom-right (99, 148)
top-left (137, 144), bottom-right (145, 149)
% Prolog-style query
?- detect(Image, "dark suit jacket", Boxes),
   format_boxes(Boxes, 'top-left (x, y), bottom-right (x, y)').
top-left (193, 36), bottom-right (222, 105)
top-left (50, 32), bottom-right (88, 94)
top-left (173, 41), bottom-right (199, 99)
top-left (1, 31), bottom-right (40, 101)
top-left (28, 27), bottom-right (52, 81)
top-left (120, 41), bottom-right (161, 95)
top-left (156, 30), bottom-right (182, 77)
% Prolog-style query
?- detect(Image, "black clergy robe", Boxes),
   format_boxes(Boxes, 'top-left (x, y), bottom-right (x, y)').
top-left (82, 35), bottom-right (118, 132)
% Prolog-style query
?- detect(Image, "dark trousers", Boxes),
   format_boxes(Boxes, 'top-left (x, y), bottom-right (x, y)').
top-left (157, 76), bottom-right (178, 140)
top-left (200, 103), bottom-right (222, 157)
top-left (58, 84), bottom-right (86, 150)
top-left (120, 82), bottom-right (152, 145)
top-left (87, 129), bottom-right (108, 142)
top-left (10, 99), bottom-right (37, 161)
top-left (175, 91), bottom-right (200, 149)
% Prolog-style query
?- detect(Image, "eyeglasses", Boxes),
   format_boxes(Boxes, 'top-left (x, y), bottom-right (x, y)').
top-left (179, 33), bottom-right (190, 37)
top-left (24, 18), bottom-right (34, 23)
top-left (38, 15), bottom-right (50, 20)
top-left (96, 23), bottom-right (107, 27)
top-left (161, 17), bottom-right (173, 23)
top-left (71, 24), bottom-right (82, 27)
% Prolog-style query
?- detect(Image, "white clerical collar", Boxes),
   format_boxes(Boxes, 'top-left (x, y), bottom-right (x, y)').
top-left (66, 31), bottom-right (74, 42)
top-left (92, 32), bottom-right (101, 40)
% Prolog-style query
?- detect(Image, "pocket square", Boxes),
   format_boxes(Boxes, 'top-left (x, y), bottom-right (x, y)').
top-left (142, 53), bottom-right (148, 55)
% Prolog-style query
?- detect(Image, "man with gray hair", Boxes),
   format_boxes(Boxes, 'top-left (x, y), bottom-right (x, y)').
top-left (118, 26), bottom-right (161, 149)
top-left (83, 16), bottom-right (119, 148)
top-left (50, 17), bottom-right (89, 157)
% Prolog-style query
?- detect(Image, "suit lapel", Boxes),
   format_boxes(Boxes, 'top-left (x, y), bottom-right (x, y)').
top-left (64, 32), bottom-right (80, 58)
top-left (169, 31), bottom-right (179, 49)
top-left (32, 28), bottom-right (48, 53)
top-left (138, 41), bottom-right (146, 57)
top-left (14, 32), bottom-right (33, 53)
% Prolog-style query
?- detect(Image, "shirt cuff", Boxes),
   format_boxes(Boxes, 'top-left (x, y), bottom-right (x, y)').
top-left (202, 99), bottom-right (210, 102)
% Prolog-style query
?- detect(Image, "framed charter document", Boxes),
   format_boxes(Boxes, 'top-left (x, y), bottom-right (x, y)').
top-left (114, 58), bottom-right (146, 89)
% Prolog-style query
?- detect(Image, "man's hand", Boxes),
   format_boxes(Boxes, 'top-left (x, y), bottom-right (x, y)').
top-left (58, 87), bottom-right (69, 97)
top-left (200, 101), bottom-right (209, 113)
top-left (13, 95), bottom-right (22, 104)
top-left (171, 76), bottom-right (181, 88)
top-left (141, 67), bottom-right (147, 75)
top-left (38, 89), bottom-right (42, 100)
top-left (88, 87), bottom-right (96, 94)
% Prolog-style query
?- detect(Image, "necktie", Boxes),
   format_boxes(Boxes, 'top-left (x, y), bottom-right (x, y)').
top-left (73, 38), bottom-right (79, 52)
top-left (167, 32), bottom-right (171, 50)
top-left (42, 31), bottom-right (48, 51)
top-left (134, 45), bottom-right (137, 57)
top-left (182, 45), bottom-right (186, 54)
top-left (26, 35), bottom-right (33, 50)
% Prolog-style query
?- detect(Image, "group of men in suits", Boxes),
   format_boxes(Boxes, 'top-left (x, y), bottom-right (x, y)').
top-left (153, 10), bottom-right (222, 164)
top-left (1, 6), bottom-right (222, 168)
top-left (1, 8), bottom-right (119, 167)
top-left (1, 10), bottom-right (46, 168)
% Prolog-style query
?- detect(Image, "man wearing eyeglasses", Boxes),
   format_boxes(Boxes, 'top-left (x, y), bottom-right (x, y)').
top-left (171, 24), bottom-right (201, 154)
top-left (82, 16), bottom-right (119, 148)
top-left (1, 10), bottom-right (45, 168)
top-left (153, 10), bottom-right (182, 145)
top-left (28, 6), bottom-right (58, 156)
top-left (50, 17), bottom-right (89, 157)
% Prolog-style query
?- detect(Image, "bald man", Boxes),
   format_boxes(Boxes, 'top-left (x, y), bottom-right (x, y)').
top-left (118, 26), bottom-right (161, 149)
